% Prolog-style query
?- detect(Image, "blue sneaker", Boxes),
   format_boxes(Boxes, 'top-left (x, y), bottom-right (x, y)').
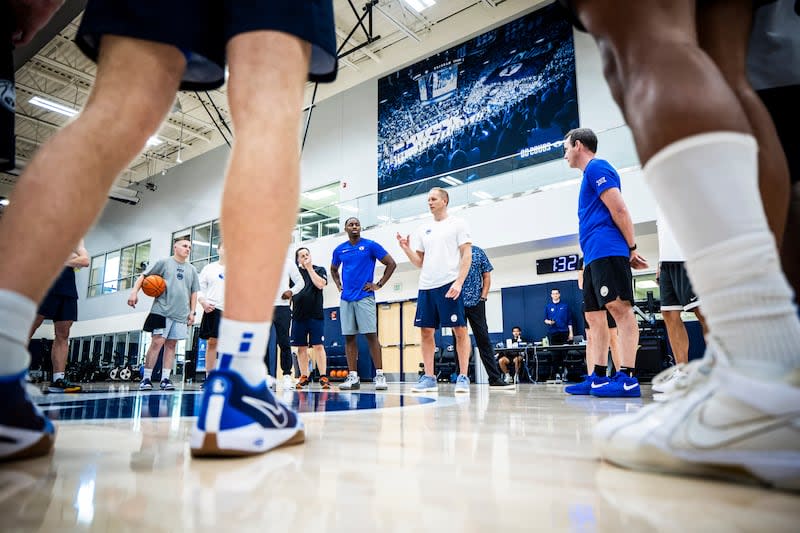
top-left (565, 373), bottom-right (609, 395)
top-left (590, 371), bottom-right (641, 398)
top-left (0, 372), bottom-right (55, 462)
top-left (191, 369), bottom-right (304, 457)
top-left (411, 374), bottom-right (438, 393)
top-left (454, 374), bottom-right (470, 394)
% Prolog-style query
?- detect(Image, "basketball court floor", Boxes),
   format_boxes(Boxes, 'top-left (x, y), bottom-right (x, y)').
top-left (2, 383), bottom-right (799, 531)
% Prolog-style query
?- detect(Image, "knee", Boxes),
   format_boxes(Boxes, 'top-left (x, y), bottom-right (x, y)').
top-left (207, 338), bottom-right (218, 348)
top-left (54, 323), bottom-right (72, 341)
top-left (150, 336), bottom-right (166, 349)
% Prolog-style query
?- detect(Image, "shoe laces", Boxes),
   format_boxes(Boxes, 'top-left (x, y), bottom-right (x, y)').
top-left (344, 374), bottom-right (358, 385)
top-left (654, 357), bottom-right (714, 402)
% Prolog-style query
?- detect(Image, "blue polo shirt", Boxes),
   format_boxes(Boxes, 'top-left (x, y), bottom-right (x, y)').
top-left (462, 245), bottom-right (493, 308)
top-left (578, 158), bottom-right (629, 266)
top-left (331, 238), bottom-right (389, 302)
top-left (545, 300), bottom-right (572, 334)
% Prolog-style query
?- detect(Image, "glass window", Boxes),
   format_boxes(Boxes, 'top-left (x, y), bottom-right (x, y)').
top-left (88, 240), bottom-right (150, 297)
top-left (174, 220), bottom-right (220, 270)
top-left (127, 331), bottom-right (142, 365)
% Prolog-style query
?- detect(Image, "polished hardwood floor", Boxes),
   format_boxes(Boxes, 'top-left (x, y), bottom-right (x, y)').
top-left (2, 381), bottom-right (798, 532)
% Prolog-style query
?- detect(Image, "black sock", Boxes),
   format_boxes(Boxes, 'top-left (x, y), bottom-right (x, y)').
top-left (619, 366), bottom-right (635, 378)
top-left (593, 365), bottom-right (607, 377)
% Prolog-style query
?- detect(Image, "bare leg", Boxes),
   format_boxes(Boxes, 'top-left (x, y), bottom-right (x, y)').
top-left (161, 339), bottom-right (178, 377)
top-left (697, 0), bottom-right (790, 244)
top-left (662, 310), bottom-right (689, 365)
top-left (205, 338), bottom-right (218, 376)
top-left (420, 327), bottom-right (436, 376)
top-left (221, 32), bottom-right (311, 325)
top-left (344, 335), bottom-right (359, 371)
top-left (0, 37), bottom-right (184, 301)
top-left (296, 346), bottom-right (309, 377)
top-left (144, 336), bottom-right (166, 370)
top-left (364, 332), bottom-right (383, 369)
top-left (584, 326), bottom-right (594, 374)
top-left (453, 326), bottom-right (470, 376)
top-left (585, 311), bottom-right (610, 369)
top-left (498, 357), bottom-right (509, 374)
top-left (605, 300), bottom-right (639, 369)
top-left (51, 321), bottom-right (72, 374)
top-left (28, 315), bottom-right (45, 342)
top-left (312, 344), bottom-right (327, 375)
top-left (608, 326), bottom-right (621, 370)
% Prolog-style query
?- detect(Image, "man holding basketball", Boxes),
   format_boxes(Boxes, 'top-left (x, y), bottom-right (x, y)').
top-left (128, 237), bottom-right (199, 391)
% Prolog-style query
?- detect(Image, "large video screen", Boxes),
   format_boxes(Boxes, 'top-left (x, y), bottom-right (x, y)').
top-left (377, 4), bottom-right (578, 203)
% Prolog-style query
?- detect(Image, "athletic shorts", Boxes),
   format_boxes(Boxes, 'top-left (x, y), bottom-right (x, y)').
top-left (38, 294), bottom-right (78, 322)
top-left (340, 295), bottom-right (377, 336)
top-left (198, 308), bottom-right (222, 339)
top-left (415, 282), bottom-right (467, 329)
top-left (659, 261), bottom-right (699, 311)
top-left (583, 256), bottom-right (634, 312)
top-left (75, 0), bottom-right (337, 91)
top-left (758, 84), bottom-right (799, 184)
top-left (149, 315), bottom-right (188, 341)
top-left (290, 318), bottom-right (325, 346)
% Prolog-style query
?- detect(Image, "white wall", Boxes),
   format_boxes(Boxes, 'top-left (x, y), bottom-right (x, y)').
top-left (38, 15), bottom-right (660, 340)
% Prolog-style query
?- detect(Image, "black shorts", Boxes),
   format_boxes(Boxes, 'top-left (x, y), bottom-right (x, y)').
top-left (1, 3), bottom-right (15, 172)
top-left (143, 312), bottom-right (167, 333)
top-left (583, 256), bottom-right (634, 312)
top-left (37, 294), bottom-right (78, 322)
top-left (659, 261), bottom-right (699, 311)
top-left (758, 85), bottom-right (799, 184)
top-left (75, 0), bottom-right (337, 91)
top-left (198, 308), bottom-right (222, 339)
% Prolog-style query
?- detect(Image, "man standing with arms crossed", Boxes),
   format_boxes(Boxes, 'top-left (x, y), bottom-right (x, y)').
top-left (331, 217), bottom-right (396, 391)
top-left (129, 237), bottom-right (199, 391)
top-left (564, 128), bottom-right (648, 398)
top-left (397, 187), bottom-right (473, 394)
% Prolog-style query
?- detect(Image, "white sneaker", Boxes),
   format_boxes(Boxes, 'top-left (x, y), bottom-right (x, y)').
top-left (503, 373), bottom-right (513, 385)
top-left (281, 375), bottom-right (294, 391)
top-left (594, 341), bottom-right (800, 491)
top-left (374, 374), bottom-right (388, 390)
top-left (339, 373), bottom-right (360, 390)
top-left (652, 364), bottom-right (687, 394)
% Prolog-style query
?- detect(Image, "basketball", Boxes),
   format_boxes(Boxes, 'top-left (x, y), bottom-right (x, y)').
top-left (142, 275), bottom-right (166, 297)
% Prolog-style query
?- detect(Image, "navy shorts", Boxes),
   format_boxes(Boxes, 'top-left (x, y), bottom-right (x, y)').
top-left (38, 294), bottom-right (78, 322)
top-left (583, 256), bottom-right (634, 312)
top-left (290, 318), bottom-right (325, 347)
top-left (414, 283), bottom-right (467, 329)
top-left (75, 0), bottom-right (337, 91)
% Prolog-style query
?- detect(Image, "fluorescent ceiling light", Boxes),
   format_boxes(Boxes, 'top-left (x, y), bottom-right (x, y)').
top-left (324, 223), bottom-right (340, 229)
top-left (302, 189), bottom-right (335, 200)
top-left (339, 205), bottom-right (358, 213)
top-left (637, 280), bottom-right (659, 289)
top-left (403, 0), bottom-right (435, 12)
top-left (146, 136), bottom-right (163, 147)
top-left (439, 175), bottom-right (463, 186)
top-left (28, 96), bottom-right (78, 117)
top-left (472, 191), bottom-right (493, 200)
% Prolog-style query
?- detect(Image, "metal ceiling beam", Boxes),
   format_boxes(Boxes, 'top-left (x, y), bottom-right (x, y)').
top-left (373, 3), bottom-right (421, 42)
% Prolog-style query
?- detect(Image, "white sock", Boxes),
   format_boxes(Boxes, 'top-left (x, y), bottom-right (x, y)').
top-left (143, 368), bottom-right (153, 381)
top-left (349, 371), bottom-right (358, 378)
top-left (0, 290), bottom-right (36, 376)
top-left (53, 372), bottom-right (65, 381)
top-left (217, 318), bottom-right (270, 387)
top-left (375, 369), bottom-right (383, 375)
top-left (644, 132), bottom-right (800, 374)
top-left (161, 368), bottom-right (171, 381)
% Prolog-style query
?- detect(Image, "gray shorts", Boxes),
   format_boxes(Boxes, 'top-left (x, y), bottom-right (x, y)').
top-left (152, 317), bottom-right (188, 340)
top-left (340, 295), bottom-right (377, 335)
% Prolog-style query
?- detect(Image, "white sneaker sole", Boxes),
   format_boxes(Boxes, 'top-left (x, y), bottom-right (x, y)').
top-left (374, 384), bottom-right (388, 390)
top-left (454, 387), bottom-right (470, 394)
top-left (190, 423), bottom-right (305, 458)
top-left (411, 387), bottom-right (438, 393)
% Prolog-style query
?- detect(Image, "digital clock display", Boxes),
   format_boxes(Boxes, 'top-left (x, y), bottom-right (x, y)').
top-left (536, 254), bottom-right (582, 275)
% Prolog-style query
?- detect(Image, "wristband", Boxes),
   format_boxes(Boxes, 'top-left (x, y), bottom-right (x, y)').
top-left (628, 243), bottom-right (637, 252)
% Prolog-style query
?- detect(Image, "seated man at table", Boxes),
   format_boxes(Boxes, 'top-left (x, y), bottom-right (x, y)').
top-left (497, 326), bottom-right (526, 383)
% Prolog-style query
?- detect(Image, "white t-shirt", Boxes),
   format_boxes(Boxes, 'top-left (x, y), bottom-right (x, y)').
top-left (198, 261), bottom-right (226, 310)
top-left (415, 215), bottom-right (472, 290)
top-left (274, 257), bottom-right (305, 307)
top-left (656, 207), bottom-right (685, 262)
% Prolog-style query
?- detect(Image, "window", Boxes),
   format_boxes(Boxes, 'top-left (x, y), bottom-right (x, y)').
top-left (172, 219), bottom-right (221, 271)
top-left (88, 240), bottom-right (150, 297)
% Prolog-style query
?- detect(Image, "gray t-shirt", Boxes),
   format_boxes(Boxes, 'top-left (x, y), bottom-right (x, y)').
top-left (145, 257), bottom-right (199, 322)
